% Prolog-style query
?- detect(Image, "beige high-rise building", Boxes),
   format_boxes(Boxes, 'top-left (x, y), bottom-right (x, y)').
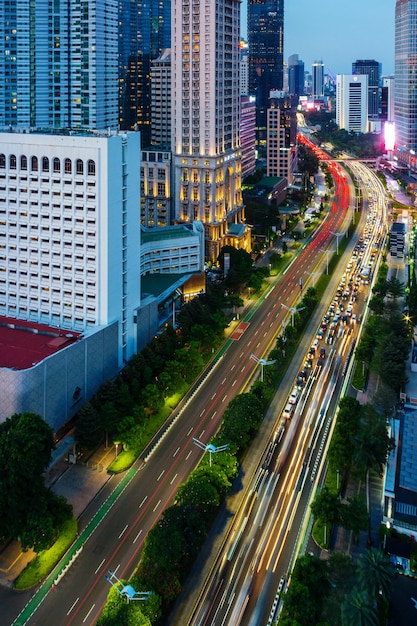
top-left (171, 0), bottom-right (250, 261)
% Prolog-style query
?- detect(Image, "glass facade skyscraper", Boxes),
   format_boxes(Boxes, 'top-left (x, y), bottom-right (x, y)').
top-left (395, 0), bottom-right (417, 153)
top-left (248, 0), bottom-right (284, 143)
top-left (118, 0), bottom-right (171, 144)
top-left (0, 0), bottom-right (119, 130)
top-left (352, 59), bottom-right (380, 119)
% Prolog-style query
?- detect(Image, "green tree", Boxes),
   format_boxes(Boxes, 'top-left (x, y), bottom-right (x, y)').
top-left (310, 487), bottom-right (341, 544)
top-left (340, 494), bottom-right (368, 543)
top-left (341, 588), bottom-right (379, 626)
top-left (357, 548), bottom-right (394, 605)
top-left (0, 413), bottom-right (72, 551)
top-left (75, 402), bottom-right (102, 449)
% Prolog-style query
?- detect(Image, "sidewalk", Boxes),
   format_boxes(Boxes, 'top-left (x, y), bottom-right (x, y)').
top-left (0, 443), bottom-right (116, 587)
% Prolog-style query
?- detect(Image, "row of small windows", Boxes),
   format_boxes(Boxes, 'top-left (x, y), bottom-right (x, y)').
top-left (0, 154), bottom-right (96, 175)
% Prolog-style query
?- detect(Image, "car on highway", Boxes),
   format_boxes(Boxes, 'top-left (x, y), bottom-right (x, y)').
top-left (289, 388), bottom-right (300, 405)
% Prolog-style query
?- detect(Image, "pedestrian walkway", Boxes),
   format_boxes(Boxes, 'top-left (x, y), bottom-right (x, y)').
top-left (0, 443), bottom-right (116, 587)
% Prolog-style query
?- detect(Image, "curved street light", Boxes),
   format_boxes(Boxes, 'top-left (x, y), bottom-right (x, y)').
top-left (249, 353), bottom-right (277, 382)
top-left (192, 438), bottom-right (229, 466)
top-left (281, 303), bottom-right (306, 326)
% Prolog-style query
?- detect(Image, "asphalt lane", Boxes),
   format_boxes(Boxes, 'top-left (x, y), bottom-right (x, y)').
top-left (6, 177), bottom-right (350, 626)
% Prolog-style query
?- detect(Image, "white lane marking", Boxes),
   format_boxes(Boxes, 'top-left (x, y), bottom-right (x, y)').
top-left (170, 473), bottom-right (178, 484)
top-left (94, 558), bottom-right (106, 575)
top-left (139, 496), bottom-right (148, 508)
top-left (153, 499), bottom-right (161, 512)
top-left (173, 447), bottom-right (180, 457)
top-left (118, 524), bottom-right (129, 539)
top-left (157, 470), bottom-right (165, 481)
top-left (67, 598), bottom-right (79, 616)
top-left (133, 529), bottom-right (143, 544)
top-left (211, 393), bottom-right (217, 400)
top-left (186, 450), bottom-right (192, 460)
top-left (200, 408), bottom-right (206, 416)
top-left (187, 427), bottom-right (194, 436)
top-left (222, 377), bottom-right (227, 384)
top-left (83, 604), bottom-right (95, 623)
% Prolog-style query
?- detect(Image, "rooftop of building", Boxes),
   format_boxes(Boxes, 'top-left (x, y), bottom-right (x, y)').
top-left (141, 272), bottom-right (196, 300)
top-left (141, 225), bottom-right (197, 244)
top-left (0, 127), bottom-right (129, 139)
top-left (0, 317), bottom-right (81, 371)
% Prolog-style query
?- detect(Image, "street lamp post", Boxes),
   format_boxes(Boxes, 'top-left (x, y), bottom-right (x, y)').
top-left (249, 354), bottom-right (277, 382)
top-left (192, 438), bottom-right (229, 466)
top-left (304, 270), bottom-right (319, 288)
top-left (330, 231), bottom-right (344, 255)
top-left (281, 303), bottom-right (306, 326)
top-left (320, 248), bottom-right (335, 275)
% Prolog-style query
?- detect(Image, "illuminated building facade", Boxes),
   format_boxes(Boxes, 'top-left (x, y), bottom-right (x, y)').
top-left (171, 0), bottom-right (250, 261)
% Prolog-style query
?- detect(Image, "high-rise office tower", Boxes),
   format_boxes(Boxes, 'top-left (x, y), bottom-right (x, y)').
top-left (352, 59), bottom-right (380, 119)
top-left (381, 77), bottom-right (395, 123)
top-left (248, 0), bottom-right (284, 145)
top-left (0, 0), bottom-right (119, 130)
top-left (267, 94), bottom-right (297, 183)
top-left (336, 74), bottom-right (368, 133)
top-left (171, 0), bottom-right (250, 261)
top-left (118, 0), bottom-right (171, 145)
top-left (395, 0), bottom-right (417, 153)
top-left (151, 49), bottom-right (172, 146)
top-left (288, 54), bottom-right (305, 98)
top-left (312, 61), bottom-right (324, 98)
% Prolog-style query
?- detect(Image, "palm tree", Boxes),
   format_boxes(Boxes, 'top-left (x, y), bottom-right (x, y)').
top-left (341, 588), bottom-right (379, 626)
top-left (358, 547), bottom-right (394, 605)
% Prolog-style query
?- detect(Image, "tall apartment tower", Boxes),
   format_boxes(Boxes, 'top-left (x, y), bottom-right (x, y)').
top-left (248, 0), bottom-right (284, 144)
top-left (336, 74), bottom-right (368, 133)
top-left (151, 49), bottom-right (172, 146)
top-left (266, 94), bottom-right (297, 183)
top-left (395, 0), bottom-right (417, 153)
top-left (118, 0), bottom-right (171, 144)
top-left (288, 54), bottom-right (305, 98)
top-left (312, 61), bottom-right (324, 98)
top-left (0, 0), bottom-right (119, 130)
top-left (352, 59), bottom-right (380, 119)
top-left (171, 0), bottom-right (250, 261)
top-left (381, 77), bottom-right (395, 123)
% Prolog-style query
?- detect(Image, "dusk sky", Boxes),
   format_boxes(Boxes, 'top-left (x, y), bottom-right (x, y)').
top-left (242, 0), bottom-right (395, 77)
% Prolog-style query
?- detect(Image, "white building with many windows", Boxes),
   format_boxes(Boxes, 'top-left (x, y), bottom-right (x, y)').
top-left (336, 74), bottom-right (368, 133)
top-left (0, 130), bottom-right (141, 364)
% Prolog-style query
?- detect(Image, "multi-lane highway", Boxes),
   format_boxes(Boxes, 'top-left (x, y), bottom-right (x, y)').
top-left (8, 158), bottom-right (353, 626)
top-left (178, 158), bottom-right (389, 626)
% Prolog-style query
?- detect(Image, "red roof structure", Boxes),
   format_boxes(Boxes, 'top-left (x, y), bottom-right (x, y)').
top-left (0, 317), bottom-right (81, 370)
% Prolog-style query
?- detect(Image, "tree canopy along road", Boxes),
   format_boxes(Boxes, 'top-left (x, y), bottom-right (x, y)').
top-left (180, 160), bottom-right (388, 626)
top-left (8, 164), bottom-right (352, 626)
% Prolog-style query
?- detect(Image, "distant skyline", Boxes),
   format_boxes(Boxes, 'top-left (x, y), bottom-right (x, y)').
top-left (242, 0), bottom-right (395, 76)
